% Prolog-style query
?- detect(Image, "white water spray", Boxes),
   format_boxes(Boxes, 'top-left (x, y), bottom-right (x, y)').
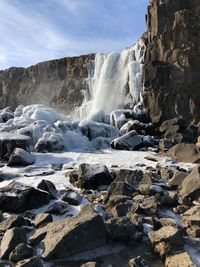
top-left (75, 38), bottom-right (145, 120)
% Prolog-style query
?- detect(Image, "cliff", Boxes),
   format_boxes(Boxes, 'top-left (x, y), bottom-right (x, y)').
top-left (143, 0), bottom-right (200, 124)
top-left (0, 54), bottom-right (94, 114)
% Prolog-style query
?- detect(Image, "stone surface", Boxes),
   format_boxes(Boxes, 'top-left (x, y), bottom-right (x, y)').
top-left (143, 0), bottom-right (200, 125)
top-left (180, 167), bottom-right (200, 203)
top-left (0, 215), bottom-right (28, 232)
top-left (44, 200), bottom-right (69, 215)
top-left (168, 170), bottom-right (188, 190)
top-left (0, 133), bottom-right (30, 159)
top-left (111, 130), bottom-right (143, 150)
top-left (7, 148), bottom-right (35, 167)
top-left (0, 181), bottom-right (50, 213)
top-left (37, 180), bottom-right (57, 199)
top-left (1, 227), bottom-right (27, 259)
top-left (33, 213), bottom-right (53, 228)
top-left (15, 256), bottom-right (44, 267)
top-left (9, 243), bottom-right (34, 263)
top-left (167, 143), bottom-right (200, 163)
top-left (165, 252), bottom-right (196, 267)
top-left (77, 163), bottom-right (112, 190)
top-left (30, 205), bottom-right (106, 260)
top-left (0, 55), bottom-right (94, 114)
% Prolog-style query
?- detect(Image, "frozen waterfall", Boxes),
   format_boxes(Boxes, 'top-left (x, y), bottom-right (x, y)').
top-left (75, 38), bottom-right (145, 120)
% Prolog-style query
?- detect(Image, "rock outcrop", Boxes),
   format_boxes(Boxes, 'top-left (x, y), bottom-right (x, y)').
top-left (0, 54), bottom-right (94, 114)
top-left (143, 0), bottom-right (200, 124)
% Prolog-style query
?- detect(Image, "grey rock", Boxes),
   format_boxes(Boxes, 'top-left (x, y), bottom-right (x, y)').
top-left (33, 213), bottom-right (53, 228)
top-left (15, 256), bottom-right (44, 267)
top-left (37, 180), bottom-right (57, 199)
top-left (9, 243), bottom-right (34, 263)
top-left (44, 201), bottom-right (69, 215)
top-left (111, 130), bottom-right (143, 150)
top-left (8, 148), bottom-right (35, 167)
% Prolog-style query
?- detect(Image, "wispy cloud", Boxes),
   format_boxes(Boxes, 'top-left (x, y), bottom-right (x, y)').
top-left (0, 0), bottom-right (148, 70)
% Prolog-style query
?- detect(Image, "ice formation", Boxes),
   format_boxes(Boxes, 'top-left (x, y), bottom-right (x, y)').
top-left (75, 38), bottom-right (145, 120)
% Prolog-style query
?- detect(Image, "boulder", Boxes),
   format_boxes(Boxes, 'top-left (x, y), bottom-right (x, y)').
top-left (165, 252), bottom-right (196, 267)
top-left (37, 180), bottom-right (57, 199)
top-left (44, 201), bottom-right (69, 215)
top-left (180, 167), bottom-right (200, 203)
top-left (167, 143), bottom-right (200, 163)
top-left (111, 130), bottom-right (143, 150)
top-left (35, 132), bottom-right (65, 152)
top-left (15, 256), bottom-right (44, 267)
top-left (7, 148), bottom-right (35, 167)
top-left (30, 205), bottom-right (106, 260)
top-left (77, 163), bottom-right (112, 190)
top-left (0, 215), bottom-right (28, 232)
top-left (33, 213), bottom-right (53, 228)
top-left (159, 139), bottom-right (173, 150)
top-left (140, 196), bottom-right (158, 215)
top-left (61, 189), bottom-right (82, 206)
top-left (9, 243), bottom-right (34, 263)
top-left (0, 181), bottom-right (50, 213)
top-left (1, 227), bottom-right (27, 259)
top-left (159, 118), bottom-right (185, 134)
top-left (0, 133), bottom-right (30, 160)
top-left (168, 170), bottom-right (188, 190)
top-left (148, 226), bottom-right (184, 256)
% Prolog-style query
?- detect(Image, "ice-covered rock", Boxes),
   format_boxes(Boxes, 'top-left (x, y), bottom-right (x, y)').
top-left (35, 132), bottom-right (65, 152)
top-left (111, 130), bottom-right (143, 150)
top-left (0, 133), bottom-right (30, 159)
top-left (79, 120), bottom-right (119, 140)
top-left (110, 109), bottom-right (134, 129)
top-left (7, 148), bottom-right (35, 167)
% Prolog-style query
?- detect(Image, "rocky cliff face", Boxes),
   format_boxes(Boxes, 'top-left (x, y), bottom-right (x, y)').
top-left (0, 54), bottom-right (94, 114)
top-left (143, 0), bottom-right (200, 124)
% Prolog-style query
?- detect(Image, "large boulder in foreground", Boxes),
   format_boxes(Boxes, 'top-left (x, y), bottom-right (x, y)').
top-left (111, 130), bottom-right (143, 150)
top-left (30, 205), bottom-right (106, 260)
top-left (165, 252), bottom-right (196, 267)
top-left (167, 143), bottom-right (200, 163)
top-left (0, 181), bottom-right (50, 213)
top-left (0, 133), bottom-right (30, 160)
top-left (7, 148), bottom-right (35, 167)
top-left (180, 167), bottom-right (200, 203)
top-left (77, 163), bottom-right (112, 190)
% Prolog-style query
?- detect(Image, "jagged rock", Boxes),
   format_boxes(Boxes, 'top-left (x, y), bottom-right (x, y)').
top-left (143, 0), bottom-right (200, 125)
top-left (0, 181), bottom-right (50, 213)
top-left (9, 243), bottom-right (34, 263)
top-left (110, 109), bottom-right (134, 129)
top-left (165, 252), bottom-right (196, 267)
top-left (1, 227), bottom-right (27, 259)
top-left (0, 55), bottom-right (94, 113)
top-left (142, 135), bottom-right (155, 147)
top-left (110, 200), bottom-right (135, 217)
top-left (105, 217), bottom-right (138, 242)
top-left (155, 218), bottom-right (177, 229)
top-left (44, 200), bottom-right (69, 215)
top-left (159, 118), bottom-right (185, 134)
top-left (61, 189), bottom-right (82, 206)
top-left (110, 130), bottom-right (143, 150)
top-left (77, 163), bottom-right (112, 190)
top-left (7, 148), bottom-right (35, 167)
top-left (168, 170), bottom-right (188, 190)
top-left (104, 182), bottom-right (135, 204)
top-left (180, 167), bottom-right (200, 203)
top-left (15, 256), bottom-right (44, 267)
top-left (33, 213), bottom-right (53, 228)
top-left (161, 191), bottom-right (179, 207)
top-left (30, 205), bottom-right (106, 260)
top-left (34, 132), bottom-right (65, 152)
top-left (37, 180), bottom-right (57, 199)
top-left (167, 143), bottom-right (200, 163)
top-left (0, 133), bottom-right (30, 160)
top-left (148, 226), bottom-right (184, 256)
top-left (0, 215), bottom-right (28, 232)
top-left (140, 196), bottom-right (158, 215)
top-left (115, 169), bottom-right (152, 195)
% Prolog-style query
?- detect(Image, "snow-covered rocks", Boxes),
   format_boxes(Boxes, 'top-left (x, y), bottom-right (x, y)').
top-left (0, 133), bottom-right (30, 159)
top-left (111, 130), bottom-right (143, 150)
top-left (7, 148), bottom-right (35, 167)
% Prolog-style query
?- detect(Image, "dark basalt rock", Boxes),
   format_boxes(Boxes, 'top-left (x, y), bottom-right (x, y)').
top-left (0, 181), bottom-right (50, 213)
top-left (143, 0), bottom-right (200, 125)
top-left (0, 55), bottom-right (95, 114)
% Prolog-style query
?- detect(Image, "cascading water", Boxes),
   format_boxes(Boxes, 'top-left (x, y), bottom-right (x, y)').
top-left (75, 38), bottom-right (145, 120)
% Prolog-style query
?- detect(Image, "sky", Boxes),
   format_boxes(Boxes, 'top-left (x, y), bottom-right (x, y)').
top-left (0, 0), bottom-right (149, 70)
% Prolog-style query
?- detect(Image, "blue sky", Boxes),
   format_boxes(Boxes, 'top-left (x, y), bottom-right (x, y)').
top-left (0, 0), bottom-right (148, 69)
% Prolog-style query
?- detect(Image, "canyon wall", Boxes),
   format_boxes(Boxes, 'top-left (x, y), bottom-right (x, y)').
top-left (0, 54), bottom-right (94, 114)
top-left (143, 0), bottom-right (200, 124)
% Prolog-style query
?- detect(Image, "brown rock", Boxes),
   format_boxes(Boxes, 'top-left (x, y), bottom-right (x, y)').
top-left (165, 252), bottom-right (196, 267)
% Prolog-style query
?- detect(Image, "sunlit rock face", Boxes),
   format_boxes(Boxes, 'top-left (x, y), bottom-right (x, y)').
top-left (0, 54), bottom-right (95, 114)
top-left (143, 0), bottom-right (200, 124)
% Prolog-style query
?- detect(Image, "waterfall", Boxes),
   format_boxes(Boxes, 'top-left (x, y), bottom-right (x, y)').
top-left (75, 38), bottom-right (145, 120)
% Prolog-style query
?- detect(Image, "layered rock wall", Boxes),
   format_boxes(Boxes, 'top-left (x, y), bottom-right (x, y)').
top-left (0, 54), bottom-right (94, 114)
top-left (143, 0), bottom-right (200, 124)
